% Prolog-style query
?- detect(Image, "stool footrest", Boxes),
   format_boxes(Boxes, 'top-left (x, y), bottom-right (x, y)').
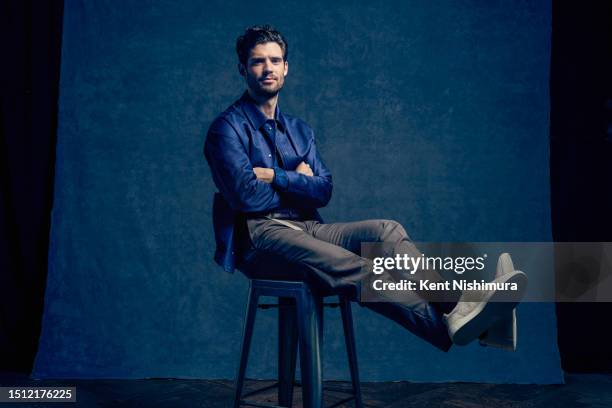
top-left (241, 382), bottom-right (279, 399)
top-left (239, 380), bottom-right (358, 407)
top-left (326, 396), bottom-right (356, 408)
top-left (240, 396), bottom-right (356, 408)
top-left (258, 302), bottom-right (340, 310)
top-left (293, 380), bottom-right (356, 395)
top-left (240, 400), bottom-right (286, 408)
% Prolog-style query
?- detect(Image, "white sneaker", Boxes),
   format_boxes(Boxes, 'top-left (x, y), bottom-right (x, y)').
top-left (479, 253), bottom-right (519, 351)
top-left (444, 260), bottom-right (527, 346)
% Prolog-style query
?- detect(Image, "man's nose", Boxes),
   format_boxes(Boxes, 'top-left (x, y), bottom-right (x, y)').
top-left (263, 58), bottom-right (273, 72)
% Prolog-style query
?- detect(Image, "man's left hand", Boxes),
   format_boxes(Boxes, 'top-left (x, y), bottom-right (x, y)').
top-left (253, 167), bottom-right (275, 183)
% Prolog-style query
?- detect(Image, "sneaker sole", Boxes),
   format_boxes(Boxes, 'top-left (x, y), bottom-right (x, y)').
top-left (449, 271), bottom-right (527, 346)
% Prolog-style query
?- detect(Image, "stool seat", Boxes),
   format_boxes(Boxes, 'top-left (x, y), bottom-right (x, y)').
top-left (234, 279), bottom-right (363, 408)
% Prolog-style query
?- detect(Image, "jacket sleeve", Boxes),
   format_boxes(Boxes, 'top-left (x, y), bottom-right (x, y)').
top-left (274, 128), bottom-right (333, 208)
top-left (204, 117), bottom-right (281, 212)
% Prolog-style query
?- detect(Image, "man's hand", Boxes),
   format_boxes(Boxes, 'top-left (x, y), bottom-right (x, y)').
top-left (295, 161), bottom-right (313, 177)
top-left (253, 167), bottom-right (275, 183)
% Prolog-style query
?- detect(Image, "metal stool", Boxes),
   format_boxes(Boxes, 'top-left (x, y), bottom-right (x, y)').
top-left (233, 279), bottom-right (363, 408)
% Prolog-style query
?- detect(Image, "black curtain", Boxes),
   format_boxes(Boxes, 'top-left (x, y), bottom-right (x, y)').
top-left (551, 2), bottom-right (612, 372)
top-left (0, 0), bottom-right (64, 372)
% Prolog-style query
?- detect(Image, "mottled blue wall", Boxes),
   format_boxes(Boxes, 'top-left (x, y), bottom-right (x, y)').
top-left (34, 0), bottom-right (562, 383)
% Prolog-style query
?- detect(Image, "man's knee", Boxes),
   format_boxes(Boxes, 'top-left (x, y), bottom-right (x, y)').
top-left (377, 219), bottom-right (411, 242)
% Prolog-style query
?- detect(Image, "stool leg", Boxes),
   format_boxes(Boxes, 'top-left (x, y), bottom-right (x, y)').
top-left (315, 296), bottom-right (324, 353)
top-left (315, 296), bottom-right (324, 393)
top-left (278, 297), bottom-right (298, 407)
top-left (340, 298), bottom-right (363, 408)
top-left (233, 286), bottom-right (260, 408)
top-left (296, 289), bottom-right (323, 408)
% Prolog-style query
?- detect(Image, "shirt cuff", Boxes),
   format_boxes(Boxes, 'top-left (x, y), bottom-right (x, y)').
top-left (272, 166), bottom-right (289, 191)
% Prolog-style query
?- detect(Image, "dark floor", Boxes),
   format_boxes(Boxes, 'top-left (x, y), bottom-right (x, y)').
top-left (1, 373), bottom-right (612, 407)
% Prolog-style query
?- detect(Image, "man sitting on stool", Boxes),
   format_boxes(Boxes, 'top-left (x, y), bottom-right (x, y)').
top-left (204, 25), bottom-right (527, 353)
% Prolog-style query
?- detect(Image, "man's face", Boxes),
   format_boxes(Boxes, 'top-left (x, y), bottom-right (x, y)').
top-left (242, 42), bottom-right (288, 98)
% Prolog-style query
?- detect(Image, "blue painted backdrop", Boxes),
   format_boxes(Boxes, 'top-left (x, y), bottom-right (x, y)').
top-left (34, 0), bottom-right (562, 383)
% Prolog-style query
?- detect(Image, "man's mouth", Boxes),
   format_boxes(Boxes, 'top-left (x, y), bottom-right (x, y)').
top-left (261, 78), bottom-right (276, 84)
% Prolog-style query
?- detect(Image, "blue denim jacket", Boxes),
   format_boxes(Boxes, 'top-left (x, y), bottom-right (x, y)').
top-left (204, 92), bottom-right (333, 272)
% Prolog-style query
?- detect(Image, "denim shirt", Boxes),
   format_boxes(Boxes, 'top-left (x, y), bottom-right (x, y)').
top-left (204, 92), bottom-right (333, 272)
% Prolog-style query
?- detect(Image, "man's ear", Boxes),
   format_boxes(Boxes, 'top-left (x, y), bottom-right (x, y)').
top-left (284, 60), bottom-right (288, 77)
top-left (238, 63), bottom-right (246, 77)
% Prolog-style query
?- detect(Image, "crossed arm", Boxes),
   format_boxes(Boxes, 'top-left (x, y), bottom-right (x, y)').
top-left (253, 161), bottom-right (313, 183)
top-left (204, 118), bottom-right (332, 213)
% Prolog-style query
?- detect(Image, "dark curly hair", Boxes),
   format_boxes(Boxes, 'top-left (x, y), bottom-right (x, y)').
top-left (235, 25), bottom-right (288, 67)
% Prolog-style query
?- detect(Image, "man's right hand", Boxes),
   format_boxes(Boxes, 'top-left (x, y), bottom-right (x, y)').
top-left (295, 161), bottom-right (313, 177)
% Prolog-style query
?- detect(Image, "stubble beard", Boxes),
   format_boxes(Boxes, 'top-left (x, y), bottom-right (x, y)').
top-left (247, 74), bottom-right (285, 99)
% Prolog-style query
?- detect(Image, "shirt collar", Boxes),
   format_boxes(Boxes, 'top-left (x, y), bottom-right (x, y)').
top-left (239, 91), bottom-right (286, 132)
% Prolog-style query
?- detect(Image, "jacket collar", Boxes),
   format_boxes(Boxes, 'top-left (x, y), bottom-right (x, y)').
top-left (238, 91), bottom-right (286, 132)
